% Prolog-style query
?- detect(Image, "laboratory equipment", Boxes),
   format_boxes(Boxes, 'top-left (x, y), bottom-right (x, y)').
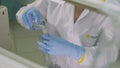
top-left (16, 3), bottom-right (49, 67)
top-left (16, 7), bottom-right (44, 30)
top-left (0, 6), bottom-right (14, 51)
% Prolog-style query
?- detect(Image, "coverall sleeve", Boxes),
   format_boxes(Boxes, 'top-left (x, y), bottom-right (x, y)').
top-left (95, 17), bottom-right (119, 67)
top-left (83, 17), bottom-right (119, 68)
top-left (25, 0), bottom-right (48, 19)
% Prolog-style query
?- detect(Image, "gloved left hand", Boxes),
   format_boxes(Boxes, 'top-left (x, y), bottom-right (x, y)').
top-left (38, 34), bottom-right (85, 61)
top-left (16, 7), bottom-right (45, 30)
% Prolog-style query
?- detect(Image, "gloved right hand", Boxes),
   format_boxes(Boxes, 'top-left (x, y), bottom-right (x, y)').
top-left (16, 7), bottom-right (44, 30)
top-left (38, 34), bottom-right (85, 62)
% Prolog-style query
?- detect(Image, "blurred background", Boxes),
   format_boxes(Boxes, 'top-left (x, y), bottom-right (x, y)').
top-left (0, 0), bottom-right (120, 68)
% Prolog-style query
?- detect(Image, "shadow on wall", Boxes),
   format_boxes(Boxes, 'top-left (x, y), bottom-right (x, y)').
top-left (1, 0), bottom-right (34, 22)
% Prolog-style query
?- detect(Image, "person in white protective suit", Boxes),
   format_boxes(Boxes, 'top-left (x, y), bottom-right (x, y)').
top-left (16, 0), bottom-right (119, 68)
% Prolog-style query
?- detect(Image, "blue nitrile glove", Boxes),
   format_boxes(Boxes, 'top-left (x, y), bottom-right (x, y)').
top-left (37, 34), bottom-right (85, 61)
top-left (22, 8), bottom-right (44, 30)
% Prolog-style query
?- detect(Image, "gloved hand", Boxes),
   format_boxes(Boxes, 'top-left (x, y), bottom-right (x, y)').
top-left (16, 7), bottom-right (44, 30)
top-left (38, 34), bottom-right (85, 61)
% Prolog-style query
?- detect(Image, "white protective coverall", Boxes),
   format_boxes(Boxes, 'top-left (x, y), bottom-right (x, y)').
top-left (25, 0), bottom-right (119, 68)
